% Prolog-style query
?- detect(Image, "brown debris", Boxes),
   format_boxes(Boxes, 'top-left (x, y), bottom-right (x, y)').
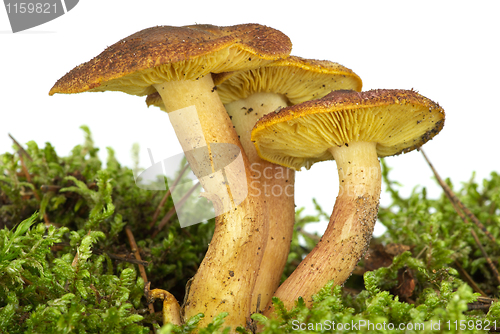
top-left (364, 243), bottom-right (411, 272)
top-left (392, 266), bottom-right (417, 302)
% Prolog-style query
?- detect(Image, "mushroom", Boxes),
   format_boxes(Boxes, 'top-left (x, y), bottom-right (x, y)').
top-left (49, 23), bottom-right (292, 328)
top-left (147, 56), bottom-right (362, 312)
top-left (251, 89), bottom-right (445, 314)
top-left (214, 56), bottom-right (362, 312)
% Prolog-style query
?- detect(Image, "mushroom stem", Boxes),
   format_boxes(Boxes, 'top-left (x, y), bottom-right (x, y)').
top-left (225, 92), bottom-right (295, 314)
top-left (147, 287), bottom-right (182, 326)
top-left (264, 141), bottom-right (381, 313)
top-left (155, 75), bottom-right (242, 152)
top-left (225, 92), bottom-right (287, 161)
top-left (154, 75), bottom-right (267, 328)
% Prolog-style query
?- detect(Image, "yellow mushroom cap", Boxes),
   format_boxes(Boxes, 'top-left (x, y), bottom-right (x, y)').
top-left (213, 56), bottom-right (363, 105)
top-left (145, 56), bottom-right (362, 111)
top-left (251, 89), bottom-right (445, 171)
top-left (49, 24), bottom-right (292, 96)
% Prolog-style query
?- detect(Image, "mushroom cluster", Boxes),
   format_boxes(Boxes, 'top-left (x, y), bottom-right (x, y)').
top-left (49, 23), bottom-right (445, 332)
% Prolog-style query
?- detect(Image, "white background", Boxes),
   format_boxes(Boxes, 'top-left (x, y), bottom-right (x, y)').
top-left (1, 1), bottom-right (499, 236)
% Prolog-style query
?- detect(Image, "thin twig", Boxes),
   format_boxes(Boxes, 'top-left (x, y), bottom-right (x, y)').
top-left (18, 152), bottom-right (34, 186)
top-left (150, 163), bottom-right (190, 229)
top-left (421, 149), bottom-right (500, 285)
top-left (296, 226), bottom-right (321, 242)
top-left (52, 242), bottom-right (149, 266)
top-left (470, 228), bottom-right (500, 285)
top-left (90, 284), bottom-right (102, 304)
top-left (477, 296), bottom-right (498, 304)
top-left (125, 226), bottom-right (155, 315)
top-left (467, 303), bottom-right (492, 311)
top-left (415, 245), bottom-right (428, 260)
top-left (8, 133), bottom-right (32, 161)
top-left (454, 260), bottom-right (487, 297)
top-left (9, 134), bottom-right (51, 225)
top-left (420, 149), bottom-right (496, 243)
top-left (467, 296), bottom-right (497, 312)
top-left (40, 185), bottom-right (62, 193)
top-left (93, 249), bottom-right (149, 266)
top-left (152, 182), bottom-right (201, 238)
top-left (449, 202), bottom-right (499, 284)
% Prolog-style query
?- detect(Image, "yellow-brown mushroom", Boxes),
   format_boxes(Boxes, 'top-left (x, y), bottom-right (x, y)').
top-left (49, 23), bottom-right (292, 329)
top-left (251, 89), bottom-right (445, 314)
top-left (214, 56), bottom-right (362, 313)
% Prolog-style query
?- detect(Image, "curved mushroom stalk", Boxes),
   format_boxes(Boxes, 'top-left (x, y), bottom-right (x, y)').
top-left (49, 23), bottom-right (292, 332)
top-left (264, 141), bottom-right (381, 313)
top-left (251, 90), bottom-right (445, 316)
top-left (154, 75), bottom-right (267, 328)
top-left (224, 92), bottom-right (295, 313)
top-left (147, 286), bottom-right (182, 326)
top-left (215, 58), bottom-right (363, 315)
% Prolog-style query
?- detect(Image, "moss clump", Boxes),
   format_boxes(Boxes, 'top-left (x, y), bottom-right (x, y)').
top-left (1, 127), bottom-right (499, 333)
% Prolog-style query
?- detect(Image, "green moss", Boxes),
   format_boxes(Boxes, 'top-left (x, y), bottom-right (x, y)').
top-left (1, 128), bottom-right (498, 333)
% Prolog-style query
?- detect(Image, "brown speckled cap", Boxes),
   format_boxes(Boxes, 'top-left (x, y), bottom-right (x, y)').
top-left (251, 89), bottom-right (445, 170)
top-left (49, 24), bottom-right (292, 96)
top-left (213, 56), bottom-right (363, 105)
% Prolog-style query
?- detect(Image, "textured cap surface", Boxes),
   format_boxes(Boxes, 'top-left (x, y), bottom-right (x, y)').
top-left (251, 89), bottom-right (445, 170)
top-left (214, 56), bottom-right (362, 105)
top-left (49, 24), bottom-right (292, 96)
